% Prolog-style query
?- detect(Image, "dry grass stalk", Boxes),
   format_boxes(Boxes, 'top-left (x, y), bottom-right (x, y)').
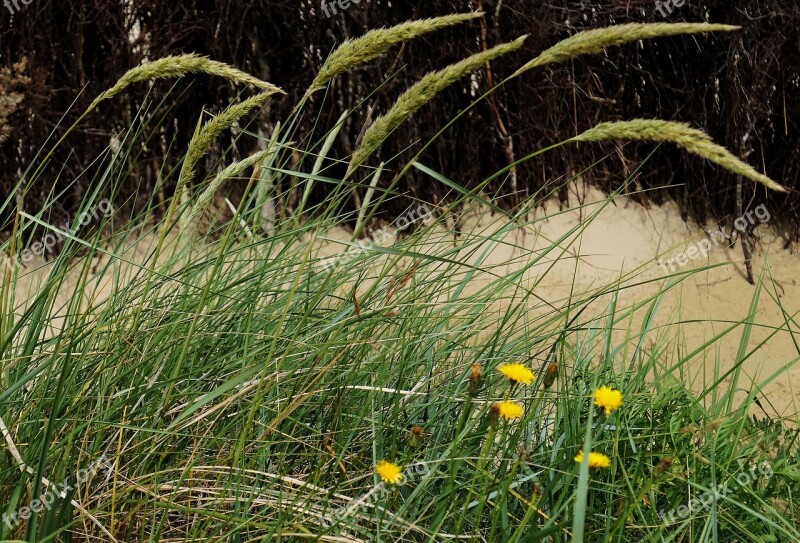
top-left (0, 58), bottom-right (30, 145)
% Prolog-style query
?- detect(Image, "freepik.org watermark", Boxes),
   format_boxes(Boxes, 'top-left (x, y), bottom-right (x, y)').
top-left (3, 455), bottom-right (111, 530)
top-left (320, 0), bottom-right (371, 18)
top-left (655, 0), bottom-right (687, 18)
top-left (658, 461), bottom-right (773, 525)
top-left (320, 203), bottom-right (432, 273)
top-left (657, 203), bottom-right (770, 275)
top-left (1, 198), bottom-right (114, 272)
top-left (3, 0), bottom-right (34, 15)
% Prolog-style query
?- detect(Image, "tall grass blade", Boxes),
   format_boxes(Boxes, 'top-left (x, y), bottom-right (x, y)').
top-left (296, 110), bottom-right (349, 221)
top-left (353, 162), bottom-right (383, 239)
top-left (254, 122), bottom-right (282, 234)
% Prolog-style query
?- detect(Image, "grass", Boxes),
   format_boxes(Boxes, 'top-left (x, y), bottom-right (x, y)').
top-left (0, 16), bottom-right (798, 543)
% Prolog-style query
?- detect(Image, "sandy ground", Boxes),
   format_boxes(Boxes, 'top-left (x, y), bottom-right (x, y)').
top-left (10, 187), bottom-right (800, 419)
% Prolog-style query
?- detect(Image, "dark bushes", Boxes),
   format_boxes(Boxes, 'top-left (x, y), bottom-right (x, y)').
top-left (0, 1), bottom-right (797, 236)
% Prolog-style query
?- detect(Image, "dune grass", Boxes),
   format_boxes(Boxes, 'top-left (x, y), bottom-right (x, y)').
top-left (0, 16), bottom-right (798, 543)
top-left (0, 154), bottom-right (798, 542)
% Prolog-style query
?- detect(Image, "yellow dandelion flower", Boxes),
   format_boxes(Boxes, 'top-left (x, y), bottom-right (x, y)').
top-left (498, 363), bottom-right (535, 386)
top-left (375, 460), bottom-right (403, 484)
top-left (493, 400), bottom-right (524, 421)
top-left (574, 451), bottom-right (611, 469)
top-left (594, 385), bottom-right (623, 415)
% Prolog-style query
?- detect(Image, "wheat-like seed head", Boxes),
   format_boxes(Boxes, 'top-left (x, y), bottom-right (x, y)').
top-left (89, 54), bottom-right (284, 111)
top-left (0, 58), bottom-right (30, 145)
top-left (513, 23), bottom-right (739, 76)
top-left (305, 13), bottom-right (483, 99)
top-left (187, 147), bottom-right (278, 225)
top-left (178, 91), bottom-right (279, 192)
top-left (572, 119), bottom-right (786, 192)
top-left (347, 35), bottom-right (527, 177)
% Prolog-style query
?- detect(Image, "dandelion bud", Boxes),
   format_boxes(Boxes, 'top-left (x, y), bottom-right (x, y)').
top-left (468, 364), bottom-right (482, 397)
top-left (409, 425), bottom-right (424, 448)
top-left (543, 363), bottom-right (558, 388)
top-left (489, 403), bottom-right (501, 428)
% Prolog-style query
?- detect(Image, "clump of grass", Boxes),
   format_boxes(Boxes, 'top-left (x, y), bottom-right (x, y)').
top-left (5, 166), bottom-right (798, 542)
top-left (347, 35), bottom-right (527, 176)
top-left (572, 119), bottom-right (786, 192)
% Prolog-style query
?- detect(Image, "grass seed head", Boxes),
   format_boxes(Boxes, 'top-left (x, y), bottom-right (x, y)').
top-left (348, 35), bottom-right (527, 176)
top-left (573, 119), bottom-right (785, 192)
top-left (89, 54), bottom-right (284, 112)
top-left (306, 13), bottom-right (483, 98)
top-left (514, 23), bottom-right (739, 76)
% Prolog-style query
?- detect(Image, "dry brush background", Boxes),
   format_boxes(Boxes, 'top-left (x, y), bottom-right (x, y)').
top-left (0, 0), bottom-right (798, 236)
